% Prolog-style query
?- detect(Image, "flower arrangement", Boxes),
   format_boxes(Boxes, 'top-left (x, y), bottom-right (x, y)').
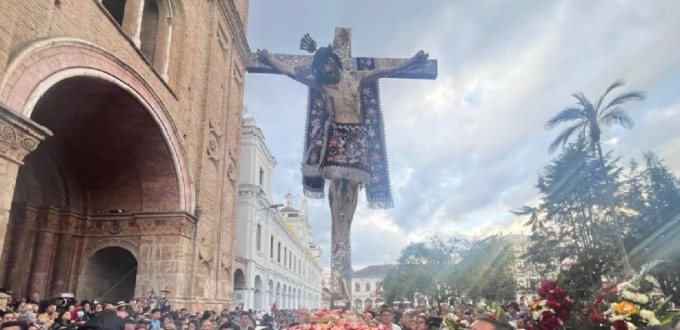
top-left (291, 309), bottom-right (381, 330)
top-left (530, 280), bottom-right (573, 330)
top-left (443, 313), bottom-right (470, 330)
top-left (581, 262), bottom-right (680, 330)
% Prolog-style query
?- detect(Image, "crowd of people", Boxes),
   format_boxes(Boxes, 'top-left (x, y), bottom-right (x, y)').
top-left (1, 292), bottom-right (679, 330)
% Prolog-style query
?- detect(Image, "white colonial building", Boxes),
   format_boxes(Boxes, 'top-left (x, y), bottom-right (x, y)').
top-left (235, 118), bottom-right (323, 311)
top-left (351, 265), bottom-right (392, 309)
top-left (501, 233), bottom-right (541, 295)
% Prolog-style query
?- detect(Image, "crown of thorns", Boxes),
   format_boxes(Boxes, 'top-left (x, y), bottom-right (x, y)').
top-left (300, 33), bottom-right (343, 72)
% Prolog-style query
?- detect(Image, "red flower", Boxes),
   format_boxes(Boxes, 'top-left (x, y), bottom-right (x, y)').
top-left (612, 320), bottom-right (628, 330)
top-left (547, 299), bottom-right (561, 310)
top-left (562, 299), bottom-right (573, 310)
top-left (551, 288), bottom-right (567, 300)
top-left (589, 312), bottom-right (606, 323)
top-left (541, 311), bottom-right (554, 320)
top-left (558, 309), bottom-right (571, 321)
top-left (539, 317), bottom-right (560, 330)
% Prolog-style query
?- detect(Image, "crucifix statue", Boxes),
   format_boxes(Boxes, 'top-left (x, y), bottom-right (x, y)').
top-left (248, 27), bottom-right (437, 309)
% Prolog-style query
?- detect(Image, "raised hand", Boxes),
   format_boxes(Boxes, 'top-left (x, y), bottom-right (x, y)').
top-left (413, 50), bottom-right (429, 62)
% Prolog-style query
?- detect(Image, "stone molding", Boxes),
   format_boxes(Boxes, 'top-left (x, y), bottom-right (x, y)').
top-left (9, 204), bottom-right (197, 238)
top-left (0, 103), bottom-right (51, 165)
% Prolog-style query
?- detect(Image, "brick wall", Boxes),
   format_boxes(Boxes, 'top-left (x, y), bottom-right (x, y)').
top-left (0, 0), bottom-right (250, 309)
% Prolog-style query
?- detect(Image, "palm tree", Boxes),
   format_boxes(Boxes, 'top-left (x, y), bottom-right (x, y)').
top-left (546, 80), bottom-right (645, 275)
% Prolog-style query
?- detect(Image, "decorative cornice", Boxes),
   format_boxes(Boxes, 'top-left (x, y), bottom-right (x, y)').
top-left (218, 0), bottom-right (251, 66)
top-left (0, 103), bottom-right (52, 165)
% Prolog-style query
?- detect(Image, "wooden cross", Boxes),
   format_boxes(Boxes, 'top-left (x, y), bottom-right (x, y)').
top-left (246, 27), bottom-right (438, 80)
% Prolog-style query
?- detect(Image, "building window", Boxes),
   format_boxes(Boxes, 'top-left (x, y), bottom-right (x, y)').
top-left (140, 0), bottom-right (160, 62)
top-left (376, 282), bottom-right (382, 292)
top-left (102, 0), bottom-right (126, 26)
top-left (293, 256), bottom-right (296, 272)
top-left (366, 283), bottom-right (371, 292)
top-left (277, 242), bottom-right (281, 262)
top-left (256, 224), bottom-right (262, 251)
top-left (289, 252), bottom-right (292, 269)
top-left (270, 236), bottom-right (274, 258)
top-left (284, 247), bottom-right (287, 265)
top-left (259, 167), bottom-right (265, 186)
top-left (355, 283), bottom-right (360, 292)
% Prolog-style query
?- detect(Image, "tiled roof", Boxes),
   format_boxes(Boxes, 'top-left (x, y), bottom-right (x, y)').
top-left (353, 264), bottom-right (398, 277)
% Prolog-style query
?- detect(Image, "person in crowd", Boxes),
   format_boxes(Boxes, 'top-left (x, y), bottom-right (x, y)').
top-left (514, 318), bottom-right (526, 330)
top-left (38, 304), bottom-right (58, 327)
top-left (27, 323), bottom-right (39, 330)
top-left (236, 313), bottom-right (252, 330)
top-left (379, 309), bottom-right (401, 330)
top-left (16, 313), bottom-right (35, 325)
top-left (1, 321), bottom-right (28, 330)
top-left (200, 320), bottom-right (214, 330)
top-left (150, 309), bottom-right (162, 330)
top-left (398, 314), bottom-right (411, 330)
top-left (51, 311), bottom-right (73, 330)
top-left (470, 317), bottom-right (514, 330)
top-left (414, 315), bottom-right (428, 330)
top-left (93, 304), bottom-right (103, 316)
top-left (3, 312), bottom-right (17, 323)
top-left (506, 303), bottom-right (520, 322)
top-left (294, 308), bottom-right (309, 325)
top-left (188, 320), bottom-right (199, 330)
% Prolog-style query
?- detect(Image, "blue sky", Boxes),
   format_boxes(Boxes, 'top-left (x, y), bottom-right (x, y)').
top-left (243, 0), bottom-right (680, 271)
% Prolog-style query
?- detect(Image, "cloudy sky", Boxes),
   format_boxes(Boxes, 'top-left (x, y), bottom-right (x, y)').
top-left (243, 0), bottom-right (680, 271)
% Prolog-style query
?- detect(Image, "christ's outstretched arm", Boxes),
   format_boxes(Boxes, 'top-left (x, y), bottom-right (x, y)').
top-left (257, 49), bottom-right (319, 89)
top-left (361, 50), bottom-right (429, 84)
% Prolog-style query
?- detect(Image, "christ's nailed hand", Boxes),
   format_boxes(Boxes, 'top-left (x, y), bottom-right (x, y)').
top-left (257, 49), bottom-right (271, 63)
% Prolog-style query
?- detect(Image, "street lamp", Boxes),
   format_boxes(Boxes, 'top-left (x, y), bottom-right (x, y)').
top-left (257, 204), bottom-right (284, 212)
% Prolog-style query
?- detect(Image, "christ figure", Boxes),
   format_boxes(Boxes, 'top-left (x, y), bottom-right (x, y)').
top-left (257, 43), bottom-right (428, 308)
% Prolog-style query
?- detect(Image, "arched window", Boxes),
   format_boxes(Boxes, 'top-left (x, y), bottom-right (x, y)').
top-left (102, 0), bottom-right (126, 26)
top-left (140, 0), bottom-right (160, 62)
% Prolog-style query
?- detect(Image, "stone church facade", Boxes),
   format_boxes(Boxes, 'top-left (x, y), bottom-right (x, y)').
top-left (0, 0), bottom-right (250, 310)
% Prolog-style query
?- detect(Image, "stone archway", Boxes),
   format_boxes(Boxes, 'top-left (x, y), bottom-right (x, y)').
top-left (0, 74), bottom-right (187, 298)
top-left (353, 298), bottom-right (363, 310)
top-left (233, 269), bottom-right (245, 306)
top-left (253, 275), bottom-right (263, 311)
top-left (77, 246), bottom-right (137, 302)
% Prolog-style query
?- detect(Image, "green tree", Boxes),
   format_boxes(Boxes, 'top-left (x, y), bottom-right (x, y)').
top-left (458, 236), bottom-right (517, 302)
top-left (623, 153), bottom-right (680, 303)
top-left (515, 140), bottom-right (622, 302)
top-left (546, 80), bottom-right (645, 274)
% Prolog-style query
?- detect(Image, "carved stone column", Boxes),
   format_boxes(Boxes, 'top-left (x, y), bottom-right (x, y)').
top-left (0, 103), bottom-right (51, 261)
top-left (122, 0), bottom-right (145, 47)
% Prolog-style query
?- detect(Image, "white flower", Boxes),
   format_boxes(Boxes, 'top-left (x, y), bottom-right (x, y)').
top-left (639, 310), bottom-right (660, 325)
top-left (626, 322), bottom-right (637, 330)
top-left (539, 300), bottom-right (547, 306)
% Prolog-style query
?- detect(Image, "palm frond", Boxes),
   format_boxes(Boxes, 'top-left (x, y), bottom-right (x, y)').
top-left (603, 91), bottom-right (645, 112)
top-left (549, 123), bottom-right (584, 153)
top-left (546, 107), bottom-right (585, 129)
top-left (595, 80), bottom-right (625, 112)
top-left (511, 206), bottom-right (533, 216)
top-left (571, 91), bottom-right (595, 112)
top-left (600, 107), bottom-right (634, 129)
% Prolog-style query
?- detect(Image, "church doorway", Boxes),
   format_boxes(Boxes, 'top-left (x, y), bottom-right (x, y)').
top-left (77, 247), bottom-right (137, 302)
top-left (1, 74), bottom-right (181, 298)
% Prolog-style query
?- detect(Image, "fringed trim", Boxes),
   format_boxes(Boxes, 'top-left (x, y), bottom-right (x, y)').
top-left (304, 188), bottom-right (325, 199)
top-left (301, 164), bottom-right (322, 177)
top-left (320, 166), bottom-right (370, 184)
top-left (368, 200), bottom-right (395, 209)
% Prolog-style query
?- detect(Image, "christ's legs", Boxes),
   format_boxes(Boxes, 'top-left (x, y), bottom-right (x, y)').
top-left (328, 178), bottom-right (360, 309)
